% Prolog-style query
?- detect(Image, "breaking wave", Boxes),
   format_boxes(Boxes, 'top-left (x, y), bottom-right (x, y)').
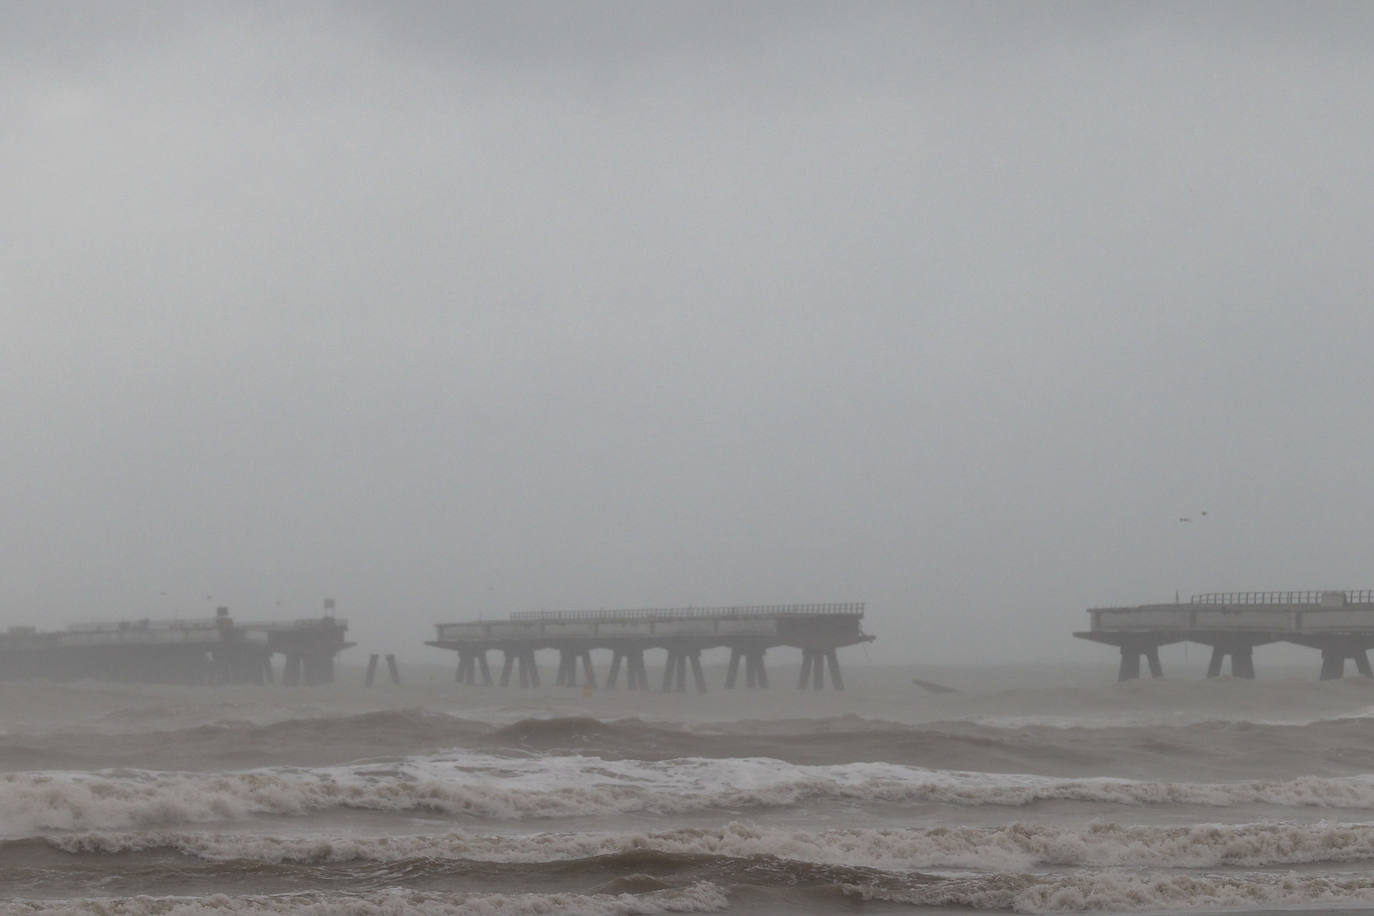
top-left (10, 750), bottom-right (1374, 834)
top-left (20, 819), bottom-right (1374, 871)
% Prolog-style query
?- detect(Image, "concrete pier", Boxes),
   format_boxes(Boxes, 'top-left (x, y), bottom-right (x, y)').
top-left (427, 603), bottom-right (873, 693)
top-left (1076, 590), bottom-right (1374, 680)
top-left (0, 610), bottom-right (353, 686)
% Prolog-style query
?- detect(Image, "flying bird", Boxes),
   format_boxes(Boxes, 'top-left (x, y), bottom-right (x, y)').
top-left (1179, 517), bottom-right (1191, 523)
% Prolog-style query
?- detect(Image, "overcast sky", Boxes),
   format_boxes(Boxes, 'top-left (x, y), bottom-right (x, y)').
top-left (4, 1), bottom-right (1373, 666)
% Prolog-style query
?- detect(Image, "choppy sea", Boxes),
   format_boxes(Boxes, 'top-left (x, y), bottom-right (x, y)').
top-left (8, 660), bottom-right (1374, 914)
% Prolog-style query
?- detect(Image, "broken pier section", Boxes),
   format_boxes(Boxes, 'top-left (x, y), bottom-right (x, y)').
top-left (427, 603), bottom-right (875, 692)
top-left (1075, 590), bottom-right (1374, 681)
top-left (0, 608), bottom-right (353, 685)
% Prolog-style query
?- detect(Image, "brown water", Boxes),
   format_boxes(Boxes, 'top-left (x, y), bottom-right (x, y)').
top-left (6, 661), bottom-right (1374, 914)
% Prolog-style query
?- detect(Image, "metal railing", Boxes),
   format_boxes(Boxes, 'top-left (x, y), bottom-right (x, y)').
top-left (508, 603), bottom-right (864, 622)
top-left (67, 618), bottom-right (223, 632)
top-left (1191, 591), bottom-right (1374, 605)
top-left (238, 618), bottom-right (350, 630)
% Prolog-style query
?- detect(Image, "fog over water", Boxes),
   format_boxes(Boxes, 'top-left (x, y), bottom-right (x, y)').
top-left (5, 2), bottom-right (1374, 664)
top-left (6, 8), bottom-right (1374, 911)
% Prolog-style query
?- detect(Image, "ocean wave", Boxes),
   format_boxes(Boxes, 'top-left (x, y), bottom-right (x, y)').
top-left (16, 708), bottom-right (1374, 782)
top-left (0, 882), bottom-right (729, 916)
top-left (856, 869), bottom-right (1374, 913)
top-left (26, 820), bottom-right (1374, 872)
top-left (0, 709), bottom-right (493, 772)
top-left (15, 863), bottom-right (1374, 914)
top-left (12, 752), bottom-right (1374, 833)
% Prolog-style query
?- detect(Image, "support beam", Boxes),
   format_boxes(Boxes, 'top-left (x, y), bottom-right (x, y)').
top-left (628, 651), bottom-right (649, 690)
top-left (1145, 646), bottom-right (1163, 678)
top-left (824, 649), bottom-right (844, 690)
top-left (688, 651), bottom-right (707, 693)
top-left (1231, 646), bottom-right (1255, 679)
top-left (1205, 647), bottom-right (1224, 679)
top-left (284, 654), bottom-right (303, 686)
top-left (751, 651), bottom-right (769, 688)
top-left (1321, 649), bottom-right (1345, 680)
top-left (365, 653), bottom-right (379, 686)
top-left (725, 648), bottom-right (743, 689)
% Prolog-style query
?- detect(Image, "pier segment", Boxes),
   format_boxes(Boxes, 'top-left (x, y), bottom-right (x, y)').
top-left (427, 603), bottom-right (873, 692)
top-left (0, 611), bottom-right (353, 686)
top-left (1076, 590), bottom-right (1374, 680)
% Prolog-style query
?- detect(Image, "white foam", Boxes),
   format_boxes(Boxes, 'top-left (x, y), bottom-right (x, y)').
top-left (45, 820), bottom-right (1374, 873)
top-left (858, 869), bottom-right (1374, 913)
top-left (10, 752), bottom-right (1374, 835)
top-left (0, 883), bottom-right (728, 916)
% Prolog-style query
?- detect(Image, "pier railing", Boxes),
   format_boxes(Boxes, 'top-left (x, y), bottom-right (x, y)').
top-left (1191, 591), bottom-right (1374, 606)
top-left (509, 603), bottom-right (864, 622)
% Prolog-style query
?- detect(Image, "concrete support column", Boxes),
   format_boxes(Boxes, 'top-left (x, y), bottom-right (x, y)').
top-left (455, 651), bottom-right (486, 685)
top-left (661, 651), bottom-right (690, 693)
top-left (1231, 646), bottom-right (1255, 679)
top-left (522, 650), bottom-right (541, 687)
top-left (1321, 649), bottom-right (1345, 680)
top-left (1206, 647), bottom-right (1224, 679)
top-left (688, 650), bottom-right (707, 693)
top-left (627, 651), bottom-right (649, 690)
top-left (725, 648), bottom-right (743, 689)
top-left (1146, 646), bottom-right (1163, 678)
top-left (746, 650), bottom-right (768, 688)
top-left (284, 653), bottom-right (303, 686)
top-left (580, 650), bottom-right (597, 689)
top-left (824, 649), bottom-right (844, 690)
top-left (1117, 642), bottom-right (1164, 681)
top-left (1204, 644), bottom-right (1255, 679)
top-left (365, 653), bottom-right (379, 686)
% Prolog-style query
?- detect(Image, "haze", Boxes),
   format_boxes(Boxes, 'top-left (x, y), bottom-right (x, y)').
top-left (4, 1), bottom-right (1372, 666)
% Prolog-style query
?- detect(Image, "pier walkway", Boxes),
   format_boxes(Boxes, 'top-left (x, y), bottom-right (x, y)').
top-left (0, 609), bottom-right (353, 685)
top-left (427, 603), bottom-right (874, 692)
top-left (1075, 590), bottom-right (1374, 680)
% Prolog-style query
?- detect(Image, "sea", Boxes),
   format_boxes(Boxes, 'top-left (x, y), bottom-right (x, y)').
top-left (8, 658), bottom-right (1374, 914)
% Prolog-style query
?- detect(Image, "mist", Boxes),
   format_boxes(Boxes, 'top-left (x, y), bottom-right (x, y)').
top-left (4, 1), bottom-right (1373, 666)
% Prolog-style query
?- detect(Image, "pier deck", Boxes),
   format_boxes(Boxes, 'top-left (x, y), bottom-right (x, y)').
top-left (427, 603), bottom-right (874, 692)
top-left (0, 609), bottom-right (353, 685)
top-left (1075, 591), bottom-right (1374, 680)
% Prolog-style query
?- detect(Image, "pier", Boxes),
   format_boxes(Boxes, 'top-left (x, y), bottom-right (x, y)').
top-left (0, 609), bottom-right (353, 685)
top-left (427, 603), bottom-right (874, 692)
top-left (1075, 590), bottom-right (1374, 680)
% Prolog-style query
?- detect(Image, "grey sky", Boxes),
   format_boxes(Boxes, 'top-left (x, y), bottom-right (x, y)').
top-left (4, 1), bottom-right (1373, 665)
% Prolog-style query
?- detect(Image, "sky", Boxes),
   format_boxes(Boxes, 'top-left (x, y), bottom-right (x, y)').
top-left (4, 1), bottom-right (1374, 666)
